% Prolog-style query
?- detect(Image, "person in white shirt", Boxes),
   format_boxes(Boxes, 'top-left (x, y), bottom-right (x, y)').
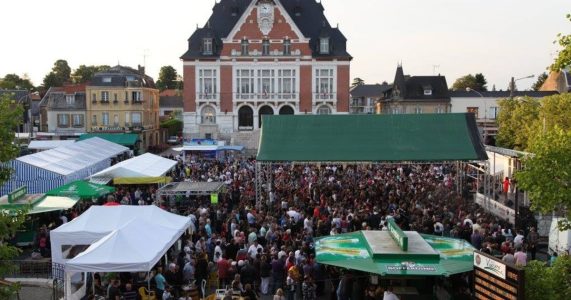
top-left (383, 286), bottom-right (400, 300)
top-left (303, 216), bottom-right (313, 234)
top-left (514, 230), bottom-right (525, 249)
top-left (248, 241), bottom-right (263, 259)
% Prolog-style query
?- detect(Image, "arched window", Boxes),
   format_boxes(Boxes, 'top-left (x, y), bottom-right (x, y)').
top-left (279, 106), bottom-right (294, 115)
top-left (316, 105), bottom-right (332, 115)
top-left (258, 105), bottom-right (274, 128)
top-left (201, 106), bottom-right (216, 124)
top-left (238, 106), bottom-right (254, 129)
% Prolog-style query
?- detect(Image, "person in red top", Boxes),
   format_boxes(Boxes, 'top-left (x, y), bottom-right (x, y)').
top-left (503, 177), bottom-right (510, 199)
top-left (217, 255), bottom-right (231, 288)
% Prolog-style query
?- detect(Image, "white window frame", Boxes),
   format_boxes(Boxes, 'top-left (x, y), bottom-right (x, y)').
top-left (257, 69), bottom-right (274, 98)
top-left (435, 106), bottom-right (446, 114)
top-left (236, 69), bottom-right (256, 99)
top-left (201, 105), bottom-right (217, 124)
top-left (57, 114), bottom-right (69, 127)
top-left (102, 77), bottom-right (112, 83)
top-left (414, 106), bottom-right (423, 114)
top-left (101, 91), bottom-right (109, 102)
top-left (72, 114), bottom-right (83, 127)
top-left (131, 112), bottom-right (142, 126)
top-left (102, 112), bottom-right (109, 126)
top-left (203, 38), bottom-right (213, 55)
top-left (313, 68), bottom-right (336, 100)
top-left (489, 106), bottom-right (499, 119)
top-left (65, 95), bottom-right (75, 105)
top-left (424, 89), bottom-right (432, 96)
top-left (391, 107), bottom-right (400, 114)
top-left (125, 112), bottom-right (130, 126)
top-left (241, 39), bottom-right (249, 56)
top-left (316, 105), bottom-right (332, 115)
top-left (277, 69), bottom-right (296, 99)
top-left (197, 68), bottom-right (218, 100)
top-left (320, 38), bottom-right (330, 54)
top-left (262, 39), bottom-right (270, 56)
top-left (283, 39), bottom-right (291, 55)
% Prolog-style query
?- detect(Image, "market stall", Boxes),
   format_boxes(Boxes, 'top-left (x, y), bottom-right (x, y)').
top-left (45, 180), bottom-right (115, 199)
top-left (88, 153), bottom-right (177, 185)
top-left (0, 137), bottom-right (129, 195)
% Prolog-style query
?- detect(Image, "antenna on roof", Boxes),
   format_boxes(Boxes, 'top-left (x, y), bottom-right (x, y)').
top-left (143, 49), bottom-right (150, 71)
top-left (432, 65), bottom-right (440, 75)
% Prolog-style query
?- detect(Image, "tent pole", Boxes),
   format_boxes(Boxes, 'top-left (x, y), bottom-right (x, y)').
top-left (92, 272), bottom-right (95, 296)
top-left (148, 271), bottom-right (151, 291)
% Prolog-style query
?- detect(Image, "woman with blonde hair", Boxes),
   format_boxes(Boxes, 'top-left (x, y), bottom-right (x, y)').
top-left (273, 288), bottom-right (286, 300)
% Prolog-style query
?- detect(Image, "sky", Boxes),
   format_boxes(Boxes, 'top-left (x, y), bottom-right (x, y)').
top-left (0, 0), bottom-right (568, 90)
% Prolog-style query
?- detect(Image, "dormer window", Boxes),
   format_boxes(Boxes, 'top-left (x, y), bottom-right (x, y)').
top-left (241, 39), bottom-right (249, 56)
top-left (203, 38), bottom-right (213, 55)
top-left (102, 77), bottom-right (112, 83)
top-left (319, 37), bottom-right (330, 54)
top-left (283, 39), bottom-right (291, 55)
top-left (262, 39), bottom-right (270, 56)
top-left (423, 85), bottom-right (433, 96)
top-left (65, 95), bottom-right (75, 105)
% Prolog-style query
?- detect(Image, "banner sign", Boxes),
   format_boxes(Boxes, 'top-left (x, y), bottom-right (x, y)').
top-left (210, 193), bottom-right (218, 204)
top-left (387, 218), bottom-right (408, 251)
top-left (473, 250), bottom-right (525, 300)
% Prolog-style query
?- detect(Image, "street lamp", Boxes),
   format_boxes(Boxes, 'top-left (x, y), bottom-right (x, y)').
top-left (466, 87), bottom-right (489, 141)
top-left (509, 75), bottom-right (534, 99)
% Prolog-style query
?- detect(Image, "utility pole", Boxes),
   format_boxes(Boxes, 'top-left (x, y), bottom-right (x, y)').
top-left (509, 77), bottom-right (515, 99)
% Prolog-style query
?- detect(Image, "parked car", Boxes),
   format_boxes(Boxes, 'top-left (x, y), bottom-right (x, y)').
top-left (167, 136), bottom-right (179, 145)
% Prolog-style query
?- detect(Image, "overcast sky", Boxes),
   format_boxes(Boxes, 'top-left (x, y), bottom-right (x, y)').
top-left (0, 0), bottom-right (568, 90)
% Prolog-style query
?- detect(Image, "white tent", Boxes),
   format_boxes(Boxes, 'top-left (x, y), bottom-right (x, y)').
top-left (28, 140), bottom-right (76, 151)
top-left (50, 205), bottom-right (190, 267)
top-left (89, 153), bottom-right (177, 184)
top-left (65, 218), bottom-right (186, 272)
top-left (1, 137), bottom-right (129, 195)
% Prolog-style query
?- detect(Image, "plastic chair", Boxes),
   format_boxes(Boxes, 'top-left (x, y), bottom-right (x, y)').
top-left (138, 287), bottom-right (157, 300)
top-left (201, 279), bottom-right (207, 299)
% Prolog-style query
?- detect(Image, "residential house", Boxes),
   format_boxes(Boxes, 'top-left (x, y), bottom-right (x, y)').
top-left (38, 84), bottom-right (87, 138)
top-left (181, 0), bottom-right (352, 145)
top-left (86, 65), bottom-right (161, 150)
top-left (349, 83), bottom-right (391, 114)
top-left (159, 89), bottom-right (183, 120)
top-left (450, 90), bottom-right (559, 138)
top-left (540, 70), bottom-right (571, 93)
top-left (382, 65), bottom-right (450, 115)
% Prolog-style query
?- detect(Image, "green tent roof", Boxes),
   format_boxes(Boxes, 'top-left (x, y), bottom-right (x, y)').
top-left (257, 113), bottom-right (487, 162)
top-left (46, 180), bottom-right (114, 198)
top-left (78, 133), bottom-right (139, 146)
top-left (315, 231), bottom-right (475, 277)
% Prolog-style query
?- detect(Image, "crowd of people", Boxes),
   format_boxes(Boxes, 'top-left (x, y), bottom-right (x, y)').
top-left (35, 152), bottom-right (543, 300)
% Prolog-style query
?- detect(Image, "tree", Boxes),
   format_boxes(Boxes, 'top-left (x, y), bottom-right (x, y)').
top-left (525, 256), bottom-right (571, 300)
top-left (351, 77), bottom-right (365, 88)
top-left (532, 73), bottom-right (548, 91)
top-left (551, 14), bottom-right (571, 71)
top-left (452, 74), bottom-right (482, 91)
top-left (516, 127), bottom-right (571, 230)
top-left (156, 66), bottom-right (179, 91)
top-left (496, 97), bottom-right (541, 150)
top-left (0, 94), bottom-right (28, 298)
top-left (474, 73), bottom-right (488, 91)
top-left (0, 74), bottom-right (34, 91)
top-left (72, 65), bottom-right (110, 84)
top-left (42, 59), bottom-right (71, 89)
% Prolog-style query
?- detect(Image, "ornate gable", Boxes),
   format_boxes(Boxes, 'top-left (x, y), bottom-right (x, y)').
top-left (225, 0), bottom-right (307, 41)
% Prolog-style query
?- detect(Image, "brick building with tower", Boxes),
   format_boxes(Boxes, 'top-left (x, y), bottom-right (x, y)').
top-left (181, 0), bottom-right (351, 144)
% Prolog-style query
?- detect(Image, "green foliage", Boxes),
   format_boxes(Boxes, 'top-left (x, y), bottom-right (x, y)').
top-left (72, 65), bottom-right (110, 83)
top-left (156, 66), bottom-right (179, 91)
top-left (452, 73), bottom-right (487, 91)
top-left (551, 14), bottom-right (571, 71)
top-left (0, 74), bottom-right (35, 91)
top-left (351, 77), bottom-right (365, 88)
top-left (532, 73), bottom-right (548, 91)
top-left (0, 94), bottom-right (27, 297)
top-left (160, 118), bottom-right (183, 136)
top-left (516, 128), bottom-right (571, 224)
top-left (525, 255), bottom-right (571, 300)
top-left (42, 59), bottom-right (71, 89)
top-left (496, 97), bottom-right (541, 150)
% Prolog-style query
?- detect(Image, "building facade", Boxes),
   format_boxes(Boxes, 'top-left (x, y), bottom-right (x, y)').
top-left (181, 0), bottom-right (352, 143)
top-left (39, 84), bottom-right (87, 138)
top-left (450, 90), bottom-right (559, 138)
top-left (382, 65), bottom-right (451, 115)
top-left (85, 65), bottom-right (161, 150)
top-left (349, 83), bottom-right (391, 114)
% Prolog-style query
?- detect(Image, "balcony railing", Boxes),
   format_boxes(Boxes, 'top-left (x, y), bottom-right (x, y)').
top-left (197, 93), bottom-right (219, 101)
top-left (314, 93), bottom-right (336, 101)
top-left (234, 93), bottom-right (299, 101)
top-left (201, 116), bottom-right (217, 124)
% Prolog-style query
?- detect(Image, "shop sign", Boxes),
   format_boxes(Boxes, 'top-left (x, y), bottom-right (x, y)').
top-left (474, 251), bottom-right (506, 279)
top-left (387, 218), bottom-right (408, 251)
top-left (8, 186), bottom-right (27, 203)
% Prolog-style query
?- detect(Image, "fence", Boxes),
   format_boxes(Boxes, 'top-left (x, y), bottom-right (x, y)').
top-left (0, 260), bottom-right (65, 300)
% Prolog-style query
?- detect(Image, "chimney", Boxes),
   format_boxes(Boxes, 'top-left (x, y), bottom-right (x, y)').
top-left (138, 64), bottom-right (145, 75)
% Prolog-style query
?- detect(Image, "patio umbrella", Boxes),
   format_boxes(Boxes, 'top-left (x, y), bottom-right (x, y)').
top-left (46, 180), bottom-right (115, 199)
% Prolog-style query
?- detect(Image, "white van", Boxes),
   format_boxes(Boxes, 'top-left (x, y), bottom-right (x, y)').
top-left (548, 217), bottom-right (571, 256)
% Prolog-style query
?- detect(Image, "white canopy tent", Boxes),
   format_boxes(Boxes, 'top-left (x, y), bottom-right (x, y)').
top-left (89, 153), bottom-right (177, 184)
top-left (65, 218), bottom-right (186, 272)
top-left (28, 140), bottom-right (76, 151)
top-left (50, 205), bottom-right (190, 267)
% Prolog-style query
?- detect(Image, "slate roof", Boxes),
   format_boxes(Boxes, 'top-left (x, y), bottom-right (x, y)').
top-left (389, 66), bottom-right (450, 101)
top-left (350, 84), bottom-right (392, 98)
top-left (449, 90), bottom-right (559, 98)
top-left (159, 96), bottom-right (183, 108)
top-left (181, 0), bottom-right (351, 60)
top-left (39, 85), bottom-right (87, 110)
top-left (90, 65), bottom-right (156, 89)
top-left (0, 90), bottom-right (29, 102)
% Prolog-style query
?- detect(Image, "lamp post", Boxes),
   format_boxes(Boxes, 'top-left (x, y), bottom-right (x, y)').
top-left (509, 75), bottom-right (535, 99)
top-left (466, 87), bottom-right (488, 141)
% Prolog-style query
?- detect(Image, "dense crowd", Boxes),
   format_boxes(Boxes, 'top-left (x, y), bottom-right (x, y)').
top-left (37, 153), bottom-right (539, 300)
